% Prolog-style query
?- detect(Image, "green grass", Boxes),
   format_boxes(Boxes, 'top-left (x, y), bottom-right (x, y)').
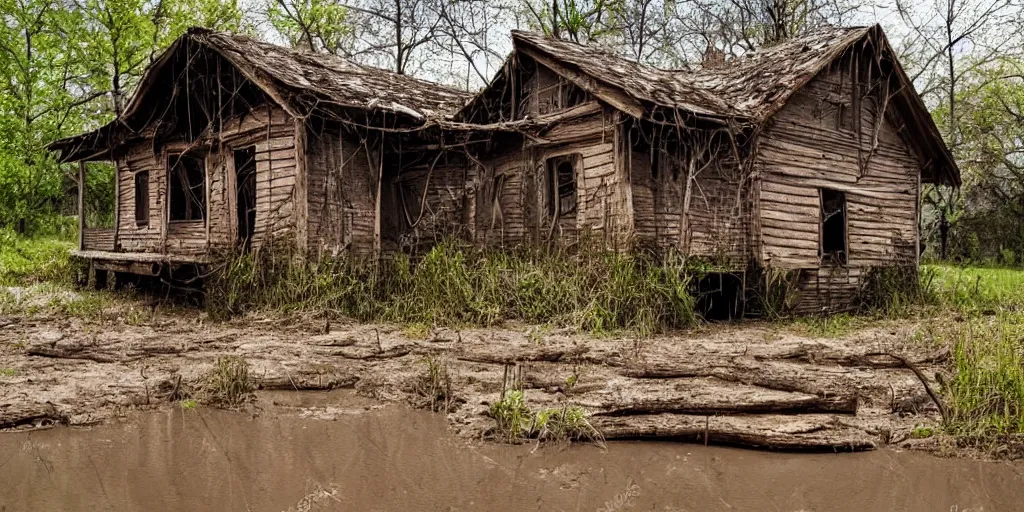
top-left (924, 264), bottom-right (1024, 313)
top-left (941, 313), bottom-right (1024, 437)
top-left (0, 231), bottom-right (77, 286)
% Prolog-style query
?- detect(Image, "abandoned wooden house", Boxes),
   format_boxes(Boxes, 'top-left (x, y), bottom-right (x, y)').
top-left (49, 24), bottom-right (959, 315)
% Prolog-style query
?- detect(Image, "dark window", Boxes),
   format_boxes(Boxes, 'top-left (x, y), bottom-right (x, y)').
top-left (168, 153), bottom-right (206, 221)
top-left (546, 155), bottom-right (577, 217)
top-left (820, 189), bottom-right (847, 264)
top-left (233, 147), bottom-right (256, 246)
top-left (134, 171), bottom-right (149, 225)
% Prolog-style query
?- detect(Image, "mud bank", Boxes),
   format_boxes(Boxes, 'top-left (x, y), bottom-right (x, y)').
top-left (1, 315), bottom-right (949, 450)
top-left (1, 396), bottom-right (1021, 512)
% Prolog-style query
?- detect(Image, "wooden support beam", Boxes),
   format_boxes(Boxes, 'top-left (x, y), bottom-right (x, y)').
top-left (78, 161), bottom-right (85, 251)
top-left (293, 118), bottom-right (309, 255)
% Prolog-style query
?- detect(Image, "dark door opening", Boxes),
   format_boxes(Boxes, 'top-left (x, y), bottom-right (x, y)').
top-left (820, 189), bottom-right (848, 264)
top-left (234, 147), bottom-right (257, 249)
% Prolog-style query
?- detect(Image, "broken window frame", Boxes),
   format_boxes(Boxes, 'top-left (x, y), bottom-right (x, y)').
top-left (819, 188), bottom-right (848, 265)
top-left (134, 170), bottom-right (149, 226)
top-left (545, 154), bottom-right (579, 219)
top-left (167, 152), bottom-right (207, 223)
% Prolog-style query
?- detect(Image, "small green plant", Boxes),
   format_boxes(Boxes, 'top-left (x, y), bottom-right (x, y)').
top-left (401, 323), bottom-right (431, 340)
top-left (911, 425), bottom-right (935, 439)
top-left (0, 368), bottom-right (18, 377)
top-left (534, 405), bottom-right (604, 444)
top-left (200, 356), bottom-right (255, 408)
top-left (489, 389), bottom-right (533, 443)
top-left (415, 353), bottom-right (454, 412)
top-left (179, 398), bottom-right (198, 411)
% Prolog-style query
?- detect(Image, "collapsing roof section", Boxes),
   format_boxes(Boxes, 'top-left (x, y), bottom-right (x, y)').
top-left (49, 27), bottom-right (474, 162)
top-left (462, 25), bottom-right (959, 186)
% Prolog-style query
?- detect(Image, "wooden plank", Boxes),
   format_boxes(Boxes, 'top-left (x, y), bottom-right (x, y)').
top-left (78, 162), bottom-right (85, 251)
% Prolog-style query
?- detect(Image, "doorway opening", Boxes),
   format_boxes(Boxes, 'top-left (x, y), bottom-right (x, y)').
top-left (234, 147), bottom-right (257, 249)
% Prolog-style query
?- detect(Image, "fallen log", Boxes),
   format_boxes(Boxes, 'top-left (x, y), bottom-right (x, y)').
top-left (590, 392), bottom-right (857, 416)
top-left (620, 359), bottom-right (854, 397)
top-left (0, 403), bottom-right (65, 430)
top-left (456, 345), bottom-right (589, 365)
top-left (592, 413), bottom-right (877, 451)
top-left (256, 372), bottom-right (359, 390)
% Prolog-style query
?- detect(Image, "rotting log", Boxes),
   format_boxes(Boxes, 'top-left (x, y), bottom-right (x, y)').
top-left (256, 372), bottom-right (359, 391)
top-left (589, 390), bottom-right (857, 417)
top-left (592, 413), bottom-right (877, 451)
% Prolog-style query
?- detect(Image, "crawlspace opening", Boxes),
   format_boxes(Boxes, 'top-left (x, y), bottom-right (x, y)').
top-left (694, 272), bottom-right (744, 320)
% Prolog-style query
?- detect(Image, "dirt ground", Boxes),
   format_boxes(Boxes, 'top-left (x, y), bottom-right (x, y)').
top-left (0, 303), bottom-right (950, 452)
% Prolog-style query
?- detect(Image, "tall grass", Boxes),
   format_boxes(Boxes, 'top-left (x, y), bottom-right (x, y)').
top-left (941, 313), bottom-right (1024, 437)
top-left (205, 239), bottom-right (699, 335)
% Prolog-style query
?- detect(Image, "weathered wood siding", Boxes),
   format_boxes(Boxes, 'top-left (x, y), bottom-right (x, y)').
top-left (385, 152), bottom-right (472, 253)
top-left (630, 140), bottom-right (750, 266)
top-left (305, 126), bottom-right (378, 257)
top-left (757, 62), bottom-right (921, 312)
top-left (474, 141), bottom-right (529, 247)
top-left (534, 109), bottom-right (629, 246)
top-left (112, 106), bottom-right (297, 257)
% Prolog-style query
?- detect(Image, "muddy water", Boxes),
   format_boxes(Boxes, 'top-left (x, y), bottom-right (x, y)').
top-left (1, 395), bottom-right (1021, 512)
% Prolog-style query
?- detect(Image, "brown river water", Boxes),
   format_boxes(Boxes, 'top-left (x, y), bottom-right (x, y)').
top-left (1, 391), bottom-right (1021, 512)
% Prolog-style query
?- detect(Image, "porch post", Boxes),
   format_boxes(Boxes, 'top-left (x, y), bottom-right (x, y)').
top-left (78, 161), bottom-right (85, 251)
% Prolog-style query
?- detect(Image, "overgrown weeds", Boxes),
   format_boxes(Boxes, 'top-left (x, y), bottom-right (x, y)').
top-left (941, 314), bottom-right (1024, 437)
top-left (199, 356), bottom-right (255, 408)
top-left (205, 239), bottom-right (699, 335)
top-left (859, 265), bottom-right (930, 317)
top-left (414, 353), bottom-right (455, 413)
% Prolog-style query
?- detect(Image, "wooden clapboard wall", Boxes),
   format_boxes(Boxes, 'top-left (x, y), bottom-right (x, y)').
top-left (304, 125), bottom-right (378, 257)
top-left (475, 142), bottom-right (528, 247)
top-left (756, 57), bottom-right (921, 312)
top-left (113, 106), bottom-right (298, 257)
top-left (533, 108), bottom-right (627, 246)
top-left (630, 140), bottom-right (750, 266)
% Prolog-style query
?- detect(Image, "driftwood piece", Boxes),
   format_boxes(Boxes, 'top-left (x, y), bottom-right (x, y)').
top-left (256, 372), bottom-right (359, 391)
top-left (329, 345), bottom-right (412, 360)
top-left (592, 413), bottom-right (877, 451)
top-left (591, 392), bottom-right (857, 416)
top-left (0, 404), bottom-right (64, 430)
top-left (27, 337), bottom-right (198, 363)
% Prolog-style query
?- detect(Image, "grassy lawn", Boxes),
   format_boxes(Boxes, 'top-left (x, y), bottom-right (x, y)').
top-left (0, 231), bottom-right (76, 286)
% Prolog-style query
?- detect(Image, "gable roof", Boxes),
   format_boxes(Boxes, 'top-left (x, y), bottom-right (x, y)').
top-left (49, 28), bottom-right (472, 162)
top-left (502, 25), bottom-right (959, 186)
top-left (181, 28), bottom-right (472, 120)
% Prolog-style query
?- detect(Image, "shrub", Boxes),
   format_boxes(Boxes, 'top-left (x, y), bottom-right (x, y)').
top-left (200, 356), bottom-right (255, 408)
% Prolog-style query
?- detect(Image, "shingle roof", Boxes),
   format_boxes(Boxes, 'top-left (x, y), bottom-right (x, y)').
top-left (194, 29), bottom-right (472, 120)
top-left (510, 26), bottom-right (872, 121)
